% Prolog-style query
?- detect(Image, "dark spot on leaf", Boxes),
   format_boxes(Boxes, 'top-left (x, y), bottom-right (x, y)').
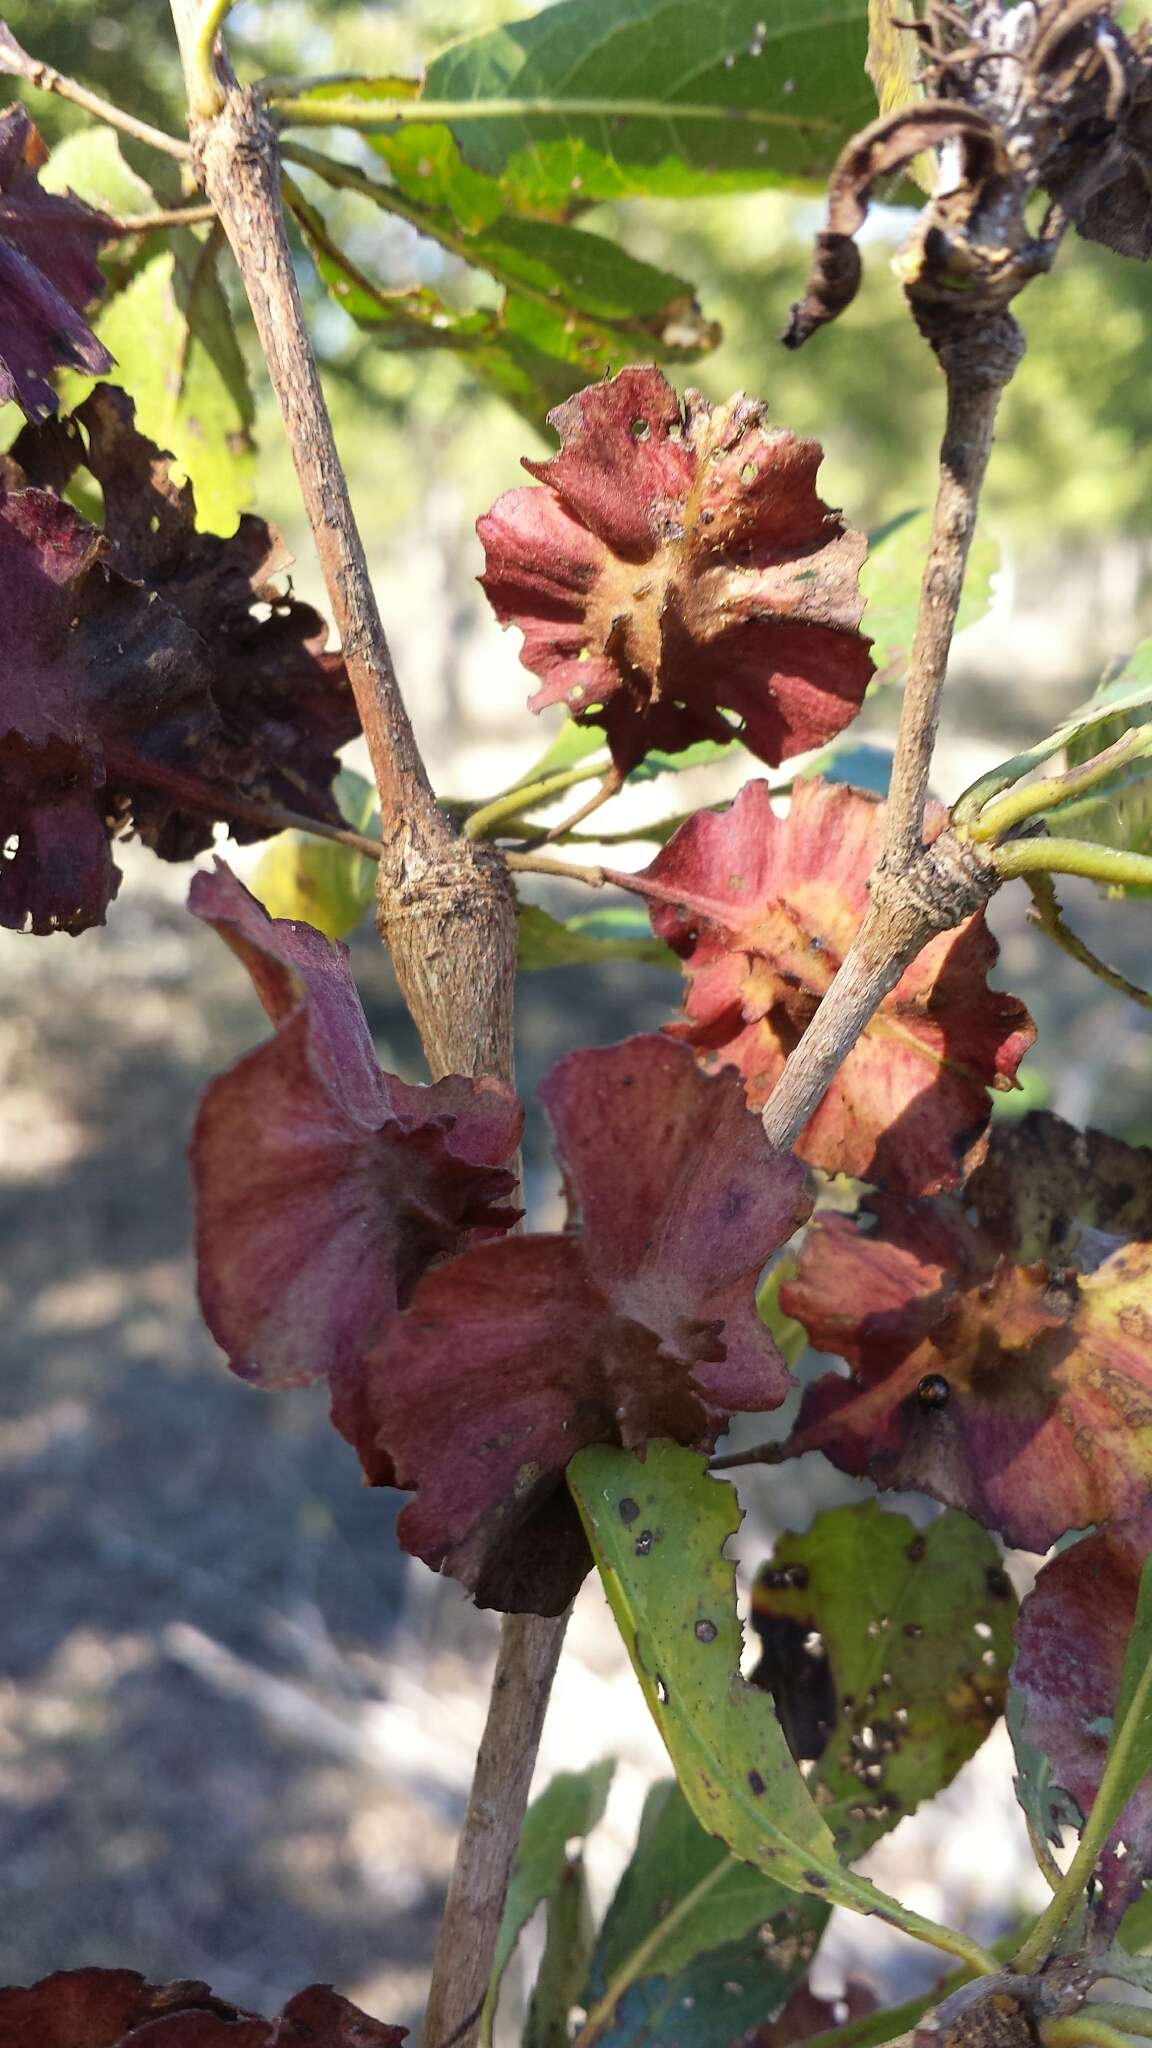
top-left (619, 1496), bottom-right (640, 1524)
top-left (905, 1534), bottom-right (927, 1563)
top-left (695, 1618), bottom-right (718, 1643)
top-left (903, 1621), bottom-right (924, 1639)
top-left (635, 1529), bottom-right (654, 1557)
top-left (748, 1769), bottom-right (766, 1796)
top-left (985, 1565), bottom-right (1013, 1599)
top-left (916, 1373), bottom-right (951, 1407)
top-left (803, 1871), bottom-right (829, 1889)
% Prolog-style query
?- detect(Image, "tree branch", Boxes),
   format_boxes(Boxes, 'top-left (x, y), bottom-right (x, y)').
top-left (0, 23), bottom-right (192, 158)
top-left (760, 322), bottom-right (1023, 1155)
top-left (165, 12), bottom-right (560, 2043)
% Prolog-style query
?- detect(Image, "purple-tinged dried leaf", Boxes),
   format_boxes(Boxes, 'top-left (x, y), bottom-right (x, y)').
top-left (0, 1965), bottom-right (405, 2046)
top-left (0, 103), bottom-right (114, 417)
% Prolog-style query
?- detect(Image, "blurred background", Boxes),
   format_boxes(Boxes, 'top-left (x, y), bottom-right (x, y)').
top-left (4, 0), bottom-right (1152, 2037)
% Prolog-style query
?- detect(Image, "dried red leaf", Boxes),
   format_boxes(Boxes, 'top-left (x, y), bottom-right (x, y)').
top-left (1013, 1509), bottom-right (1152, 1933)
top-left (644, 778), bottom-right (1034, 1194)
top-left (780, 1113), bottom-right (1152, 1550)
top-left (0, 103), bottom-right (114, 417)
top-left (343, 1035), bottom-right (811, 1614)
top-left (0, 1966), bottom-right (405, 2046)
top-left (190, 861), bottom-right (522, 1459)
top-left (738, 1979), bottom-right (877, 2048)
top-left (477, 367), bottom-right (874, 777)
top-left (0, 388), bottom-right (359, 934)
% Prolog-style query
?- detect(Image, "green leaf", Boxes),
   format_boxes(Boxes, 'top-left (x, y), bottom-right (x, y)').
top-left (335, 0), bottom-right (876, 221)
top-left (568, 1441), bottom-right (988, 1956)
top-left (43, 126), bottom-right (156, 289)
top-left (1006, 1688), bottom-right (1083, 1866)
top-left (750, 1501), bottom-right (1017, 1861)
top-left (629, 737), bottom-right (737, 782)
top-left (526, 1855), bottom-right (596, 2048)
top-left (295, 174), bottom-right (718, 423)
top-left (581, 1780), bottom-right (827, 2045)
top-left (756, 1260), bottom-right (807, 1372)
top-left (484, 1759), bottom-right (615, 2044)
top-left (517, 902), bottom-right (673, 969)
top-left (61, 240), bottom-right (255, 531)
top-left (247, 771), bottom-right (378, 940)
top-left (512, 721), bottom-right (611, 786)
top-left (1055, 657), bottom-right (1152, 899)
top-left (862, 509), bottom-right (999, 686)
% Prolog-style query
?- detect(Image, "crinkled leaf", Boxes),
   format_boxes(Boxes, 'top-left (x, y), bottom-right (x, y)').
top-left (1011, 1515), bottom-right (1152, 1935)
top-left (61, 241), bottom-right (256, 531)
top-left (0, 101), bottom-right (113, 417)
top-left (249, 769), bottom-right (379, 941)
top-left (0, 384), bottom-right (358, 933)
top-left (478, 367), bottom-right (874, 778)
top-left (780, 1112), bottom-right (1152, 1551)
top-left (0, 1966), bottom-right (405, 2046)
top-left (569, 1440), bottom-right (981, 1947)
top-left (484, 1759), bottom-right (614, 2043)
top-left (750, 1501), bottom-right (1016, 1860)
top-left (645, 778), bottom-right (1034, 1194)
top-left (347, 1037), bottom-right (810, 1613)
top-left (517, 901), bottom-right (674, 969)
top-left (191, 860), bottom-right (522, 1416)
top-left (348, 0), bottom-right (875, 220)
top-left (862, 509), bottom-right (998, 687)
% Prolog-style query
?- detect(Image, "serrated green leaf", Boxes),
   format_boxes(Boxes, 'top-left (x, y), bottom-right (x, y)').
top-left (568, 1441), bottom-right (988, 1955)
top-left (248, 771), bottom-right (378, 940)
top-left (484, 1759), bottom-right (615, 2045)
top-left (751, 1502), bottom-right (1017, 1861)
top-left (1007, 1686), bottom-right (1084, 1861)
top-left (517, 902), bottom-right (672, 969)
top-left (862, 508), bottom-right (999, 685)
top-left (60, 240), bottom-right (255, 530)
top-left (331, 0), bottom-right (876, 220)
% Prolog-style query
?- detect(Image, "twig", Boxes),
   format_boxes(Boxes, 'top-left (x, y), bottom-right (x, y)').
top-left (759, 327), bottom-right (1023, 1155)
top-left (1025, 874), bottom-right (1152, 1012)
top-left (165, 14), bottom-right (557, 2045)
top-left (103, 748), bottom-right (386, 861)
top-left (505, 851), bottom-right (608, 887)
top-left (110, 201), bottom-right (220, 231)
top-left (0, 23), bottom-right (192, 159)
top-left (993, 838), bottom-right (1152, 890)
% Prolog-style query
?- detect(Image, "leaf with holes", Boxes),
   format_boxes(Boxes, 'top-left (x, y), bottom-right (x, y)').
top-left (191, 860), bottom-right (522, 1424)
top-left (484, 1760), bottom-right (614, 2044)
top-left (750, 1501), bottom-right (1017, 1861)
top-left (478, 368), bottom-right (874, 779)
top-left (644, 778), bottom-right (1034, 1194)
top-left (0, 383), bottom-right (358, 934)
top-left (1011, 1513), bottom-right (1152, 1936)
top-left (0, 1966), bottom-right (405, 2046)
top-left (581, 1776), bottom-right (827, 2048)
top-left (342, 1036), bottom-right (810, 1614)
top-left (779, 1112), bottom-right (1152, 1551)
top-left (569, 1438), bottom-right (998, 1949)
top-left (0, 101), bottom-right (113, 418)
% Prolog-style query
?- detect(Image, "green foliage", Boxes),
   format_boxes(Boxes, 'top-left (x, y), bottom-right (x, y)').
top-left (1108, 1553), bottom-right (1152, 1825)
top-left (751, 1501), bottom-right (1017, 1860)
top-left (248, 772), bottom-right (379, 940)
top-left (526, 1854), bottom-right (596, 2048)
top-left (484, 1758), bottom-right (615, 2043)
top-left (516, 904), bottom-right (673, 970)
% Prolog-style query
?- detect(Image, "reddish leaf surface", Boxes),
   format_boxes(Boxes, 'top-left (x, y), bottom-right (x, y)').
top-left (0, 388), bottom-right (359, 934)
top-left (779, 1113), bottom-right (1152, 1551)
top-left (643, 778), bottom-right (1034, 1194)
top-left (343, 1034), bottom-right (811, 1614)
top-left (477, 367), bottom-right (874, 777)
top-left (0, 103), bottom-right (113, 417)
top-left (191, 862), bottom-right (522, 1463)
top-left (739, 1979), bottom-right (877, 2048)
top-left (1013, 1508), bottom-right (1152, 1931)
top-left (0, 1966), bottom-right (405, 2046)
